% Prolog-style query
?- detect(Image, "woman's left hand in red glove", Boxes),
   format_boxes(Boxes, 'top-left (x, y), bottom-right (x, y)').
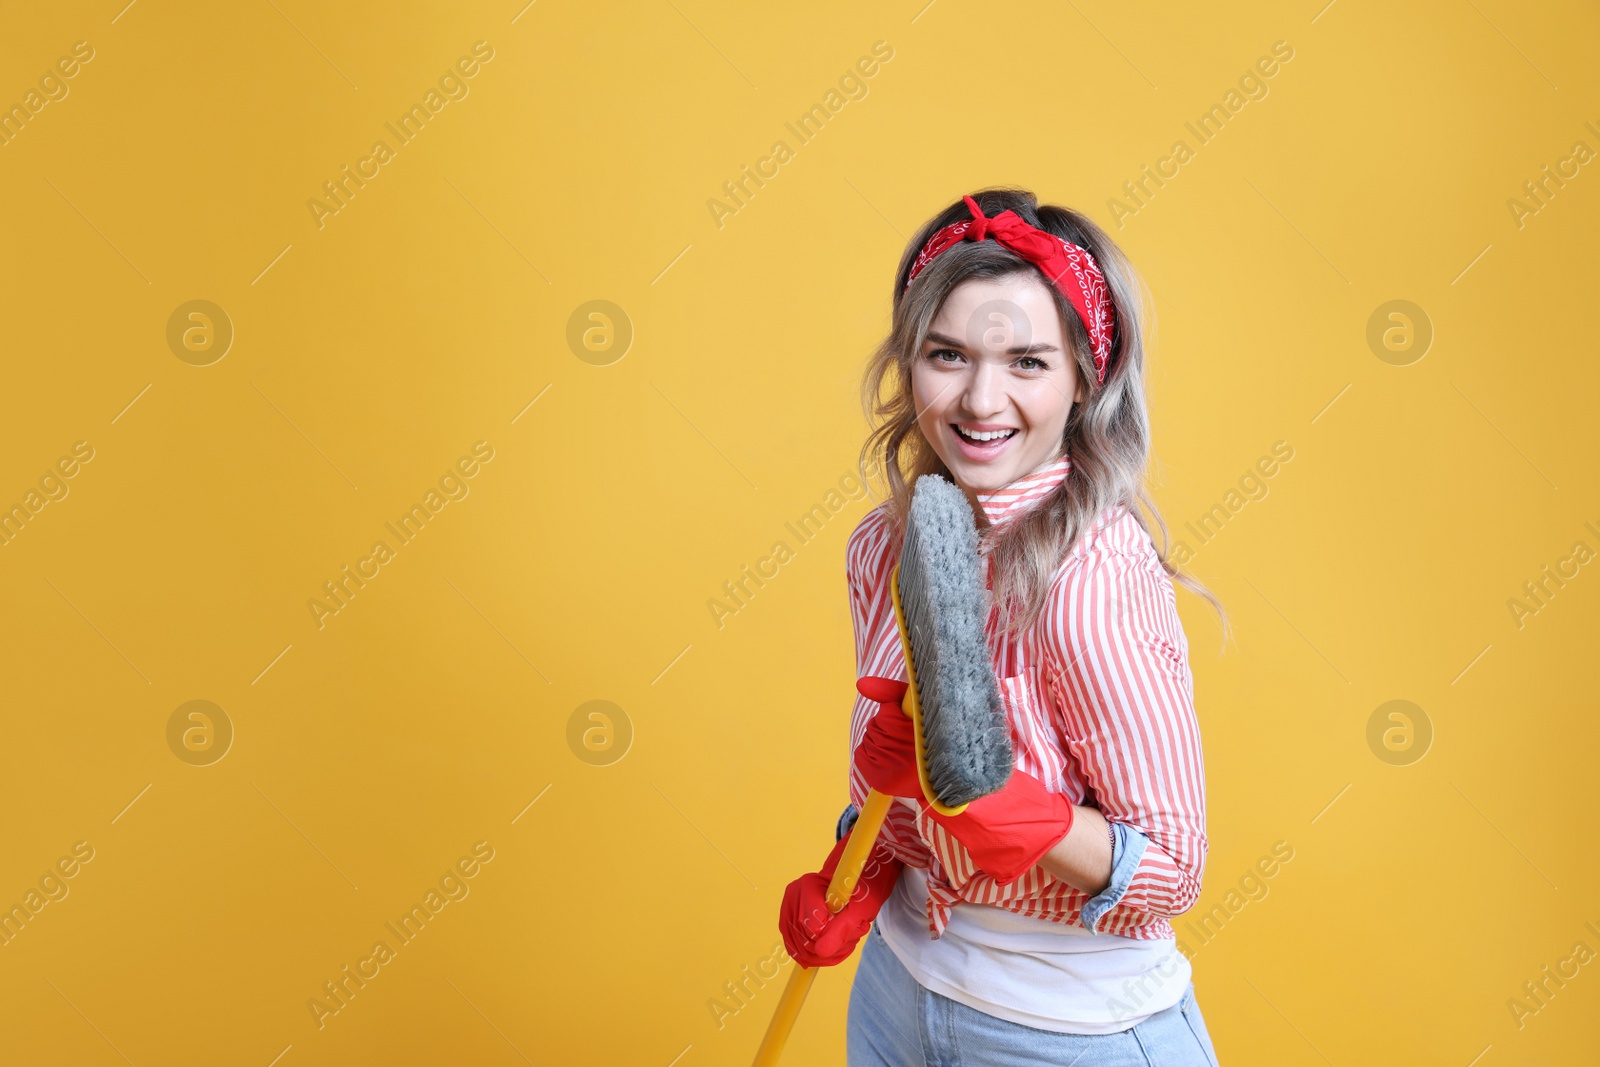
top-left (853, 676), bottom-right (1074, 887)
top-left (852, 676), bottom-right (923, 800)
top-left (924, 767), bottom-right (1076, 886)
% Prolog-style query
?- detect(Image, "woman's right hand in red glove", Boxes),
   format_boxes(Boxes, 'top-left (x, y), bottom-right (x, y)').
top-left (778, 829), bottom-right (902, 968)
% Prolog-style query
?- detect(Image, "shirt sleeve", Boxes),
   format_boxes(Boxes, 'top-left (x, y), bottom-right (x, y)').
top-left (1079, 821), bottom-right (1150, 933)
top-left (1041, 543), bottom-right (1208, 925)
top-left (845, 509), bottom-right (892, 693)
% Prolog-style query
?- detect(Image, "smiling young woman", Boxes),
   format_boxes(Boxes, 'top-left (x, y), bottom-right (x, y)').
top-left (776, 188), bottom-right (1231, 1066)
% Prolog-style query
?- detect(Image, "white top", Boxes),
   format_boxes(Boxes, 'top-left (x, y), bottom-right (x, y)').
top-left (875, 864), bottom-right (1191, 1034)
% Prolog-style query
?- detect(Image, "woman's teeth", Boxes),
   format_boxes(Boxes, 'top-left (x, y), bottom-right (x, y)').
top-left (955, 426), bottom-right (1016, 443)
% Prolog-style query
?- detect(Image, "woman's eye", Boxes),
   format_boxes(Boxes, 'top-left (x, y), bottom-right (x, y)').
top-left (926, 348), bottom-right (962, 363)
top-left (1017, 355), bottom-right (1047, 371)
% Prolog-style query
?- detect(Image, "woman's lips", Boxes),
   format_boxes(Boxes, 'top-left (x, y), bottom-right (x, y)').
top-left (950, 424), bottom-right (1017, 461)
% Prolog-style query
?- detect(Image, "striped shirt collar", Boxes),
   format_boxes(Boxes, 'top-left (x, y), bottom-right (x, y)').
top-left (973, 452), bottom-right (1072, 528)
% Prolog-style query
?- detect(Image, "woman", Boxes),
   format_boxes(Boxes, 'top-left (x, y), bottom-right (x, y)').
top-left (778, 188), bottom-right (1229, 1065)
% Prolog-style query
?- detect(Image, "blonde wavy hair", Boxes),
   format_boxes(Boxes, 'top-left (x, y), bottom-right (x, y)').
top-left (858, 187), bottom-right (1228, 642)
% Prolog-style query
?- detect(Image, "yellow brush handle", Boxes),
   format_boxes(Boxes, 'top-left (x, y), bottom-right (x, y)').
top-left (752, 560), bottom-right (966, 1065)
top-left (750, 788), bottom-right (893, 1067)
top-left (888, 560), bottom-right (969, 817)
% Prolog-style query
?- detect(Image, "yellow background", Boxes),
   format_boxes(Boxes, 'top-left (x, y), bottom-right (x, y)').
top-left (1, 0), bottom-right (1597, 1064)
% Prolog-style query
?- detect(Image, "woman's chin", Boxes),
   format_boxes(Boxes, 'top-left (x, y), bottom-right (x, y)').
top-left (939, 460), bottom-right (1013, 495)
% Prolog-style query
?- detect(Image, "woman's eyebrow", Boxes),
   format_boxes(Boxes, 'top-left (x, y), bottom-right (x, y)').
top-left (923, 329), bottom-right (1061, 356)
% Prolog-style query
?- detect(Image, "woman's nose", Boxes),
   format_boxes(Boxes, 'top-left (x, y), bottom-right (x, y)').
top-left (961, 359), bottom-right (1005, 418)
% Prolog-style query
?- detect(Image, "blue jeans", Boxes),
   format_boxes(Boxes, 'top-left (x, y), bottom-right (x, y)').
top-left (848, 922), bottom-right (1222, 1066)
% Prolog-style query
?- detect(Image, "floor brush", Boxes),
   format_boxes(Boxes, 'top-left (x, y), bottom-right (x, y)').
top-left (751, 473), bottom-right (1015, 1066)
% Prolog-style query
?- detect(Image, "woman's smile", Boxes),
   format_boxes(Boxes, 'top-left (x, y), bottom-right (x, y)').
top-left (950, 421), bottom-right (1020, 460)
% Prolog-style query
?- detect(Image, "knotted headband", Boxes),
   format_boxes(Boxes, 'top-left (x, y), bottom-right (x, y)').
top-left (905, 195), bottom-right (1117, 385)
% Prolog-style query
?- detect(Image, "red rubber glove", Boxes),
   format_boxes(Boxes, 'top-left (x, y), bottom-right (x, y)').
top-left (854, 676), bottom-right (1074, 886)
top-left (779, 829), bottom-right (902, 968)
top-left (853, 676), bottom-right (922, 799)
top-left (926, 768), bottom-right (1076, 885)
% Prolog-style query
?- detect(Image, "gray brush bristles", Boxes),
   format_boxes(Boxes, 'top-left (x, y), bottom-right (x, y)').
top-left (897, 474), bottom-right (1015, 808)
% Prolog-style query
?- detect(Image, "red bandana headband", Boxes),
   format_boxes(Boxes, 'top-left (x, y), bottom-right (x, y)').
top-left (905, 195), bottom-right (1117, 385)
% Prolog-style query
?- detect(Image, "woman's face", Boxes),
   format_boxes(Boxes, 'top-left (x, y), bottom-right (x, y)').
top-left (911, 272), bottom-right (1083, 508)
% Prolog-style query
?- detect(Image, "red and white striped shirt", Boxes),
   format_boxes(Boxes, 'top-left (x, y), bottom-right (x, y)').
top-left (846, 453), bottom-right (1208, 941)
